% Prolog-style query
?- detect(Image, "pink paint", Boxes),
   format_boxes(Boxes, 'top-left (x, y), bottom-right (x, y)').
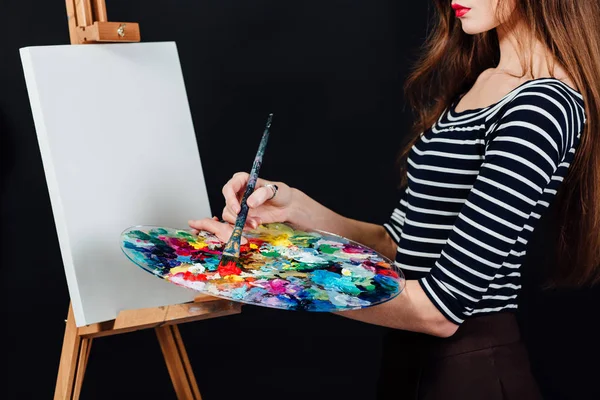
top-left (343, 246), bottom-right (368, 254)
top-left (269, 279), bottom-right (288, 294)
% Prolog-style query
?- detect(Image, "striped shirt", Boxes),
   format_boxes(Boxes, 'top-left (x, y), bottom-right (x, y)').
top-left (384, 78), bottom-right (586, 324)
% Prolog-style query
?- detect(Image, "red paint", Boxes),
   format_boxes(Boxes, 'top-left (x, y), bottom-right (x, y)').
top-left (168, 237), bottom-right (195, 256)
top-left (191, 253), bottom-right (209, 262)
top-left (218, 260), bottom-right (242, 276)
top-left (176, 248), bottom-right (192, 256)
top-left (240, 243), bottom-right (251, 253)
top-left (248, 238), bottom-right (266, 247)
top-left (183, 271), bottom-right (208, 281)
top-left (378, 269), bottom-right (399, 279)
top-left (451, 3), bottom-right (470, 17)
top-left (203, 249), bottom-right (221, 255)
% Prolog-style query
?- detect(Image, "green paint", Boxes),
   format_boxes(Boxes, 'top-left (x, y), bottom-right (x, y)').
top-left (289, 262), bottom-right (320, 272)
top-left (318, 244), bottom-right (337, 254)
top-left (128, 230), bottom-right (152, 240)
top-left (289, 233), bottom-right (320, 248)
top-left (176, 230), bottom-right (195, 240)
top-left (307, 286), bottom-right (329, 301)
top-left (261, 249), bottom-right (281, 257)
top-left (150, 228), bottom-right (168, 236)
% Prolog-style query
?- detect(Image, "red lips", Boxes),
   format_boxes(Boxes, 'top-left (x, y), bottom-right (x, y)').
top-left (451, 3), bottom-right (471, 17)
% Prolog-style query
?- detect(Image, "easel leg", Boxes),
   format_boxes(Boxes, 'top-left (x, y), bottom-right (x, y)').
top-left (156, 325), bottom-right (202, 400)
top-left (54, 304), bottom-right (84, 400)
top-left (72, 338), bottom-right (93, 399)
top-left (171, 326), bottom-right (202, 400)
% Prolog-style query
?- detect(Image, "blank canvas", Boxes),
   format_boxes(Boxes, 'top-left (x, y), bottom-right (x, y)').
top-left (20, 42), bottom-right (211, 326)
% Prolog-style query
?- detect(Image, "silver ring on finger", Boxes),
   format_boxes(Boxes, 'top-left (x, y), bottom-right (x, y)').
top-left (264, 184), bottom-right (278, 200)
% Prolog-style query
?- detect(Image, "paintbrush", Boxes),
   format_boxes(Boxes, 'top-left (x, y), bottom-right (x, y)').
top-left (218, 113), bottom-right (274, 273)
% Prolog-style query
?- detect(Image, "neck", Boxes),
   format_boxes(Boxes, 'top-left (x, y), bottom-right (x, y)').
top-left (496, 19), bottom-right (554, 78)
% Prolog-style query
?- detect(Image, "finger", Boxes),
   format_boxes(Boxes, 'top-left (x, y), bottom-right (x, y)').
top-left (223, 204), bottom-right (241, 223)
top-left (222, 173), bottom-right (249, 214)
top-left (187, 218), bottom-right (233, 243)
top-left (189, 218), bottom-right (249, 244)
top-left (222, 207), bottom-right (238, 225)
top-left (246, 217), bottom-right (260, 229)
top-left (247, 185), bottom-right (275, 208)
top-left (222, 208), bottom-right (259, 229)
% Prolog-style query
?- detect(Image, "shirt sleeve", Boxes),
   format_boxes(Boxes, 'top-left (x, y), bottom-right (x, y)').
top-left (384, 187), bottom-right (408, 245)
top-left (419, 87), bottom-right (584, 324)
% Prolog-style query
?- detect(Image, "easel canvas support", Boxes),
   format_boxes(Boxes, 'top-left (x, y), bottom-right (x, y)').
top-left (53, 2), bottom-right (242, 399)
top-left (65, 0), bottom-right (140, 44)
top-left (56, 296), bottom-right (240, 399)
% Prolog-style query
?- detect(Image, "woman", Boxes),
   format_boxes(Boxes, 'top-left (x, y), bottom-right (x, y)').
top-left (190, 0), bottom-right (600, 398)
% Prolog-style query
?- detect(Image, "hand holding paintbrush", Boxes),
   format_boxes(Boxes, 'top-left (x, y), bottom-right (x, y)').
top-left (217, 113), bottom-right (274, 271)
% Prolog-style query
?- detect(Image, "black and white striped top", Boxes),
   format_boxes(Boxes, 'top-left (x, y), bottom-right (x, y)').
top-left (384, 78), bottom-right (586, 324)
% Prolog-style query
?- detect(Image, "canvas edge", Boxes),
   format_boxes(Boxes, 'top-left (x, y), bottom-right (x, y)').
top-left (19, 46), bottom-right (90, 326)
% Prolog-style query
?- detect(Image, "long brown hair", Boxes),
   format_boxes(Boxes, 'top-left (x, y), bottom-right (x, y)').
top-left (400, 0), bottom-right (600, 287)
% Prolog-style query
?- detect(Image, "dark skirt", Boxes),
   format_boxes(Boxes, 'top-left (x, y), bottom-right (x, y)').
top-left (377, 312), bottom-right (542, 400)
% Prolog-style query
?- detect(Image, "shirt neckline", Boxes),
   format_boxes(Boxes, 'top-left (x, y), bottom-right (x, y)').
top-left (449, 77), bottom-right (583, 117)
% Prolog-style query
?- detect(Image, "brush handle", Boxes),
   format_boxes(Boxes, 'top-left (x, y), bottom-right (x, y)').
top-left (222, 113), bottom-right (273, 257)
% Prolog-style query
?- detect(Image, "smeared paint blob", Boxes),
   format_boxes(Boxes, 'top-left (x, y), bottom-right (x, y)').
top-left (188, 264), bottom-right (206, 274)
top-left (218, 260), bottom-right (242, 276)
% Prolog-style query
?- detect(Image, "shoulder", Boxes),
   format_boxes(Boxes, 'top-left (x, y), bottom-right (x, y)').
top-left (503, 78), bottom-right (585, 120)
top-left (486, 78), bottom-right (586, 159)
top-left (497, 78), bottom-right (586, 140)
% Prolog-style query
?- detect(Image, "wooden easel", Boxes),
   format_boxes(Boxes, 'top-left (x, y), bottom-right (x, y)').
top-left (65, 0), bottom-right (140, 44)
top-left (55, 2), bottom-right (242, 399)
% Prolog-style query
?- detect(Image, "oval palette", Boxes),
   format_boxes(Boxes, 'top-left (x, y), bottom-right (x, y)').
top-left (120, 223), bottom-right (405, 312)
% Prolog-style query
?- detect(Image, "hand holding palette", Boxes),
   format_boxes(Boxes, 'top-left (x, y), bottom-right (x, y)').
top-left (120, 223), bottom-right (405, 311)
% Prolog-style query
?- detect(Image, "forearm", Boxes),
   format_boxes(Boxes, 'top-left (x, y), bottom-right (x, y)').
top-left (286, 188), bottom-right (396, 259)
top-left (334, 280), bottom-right (459, 337)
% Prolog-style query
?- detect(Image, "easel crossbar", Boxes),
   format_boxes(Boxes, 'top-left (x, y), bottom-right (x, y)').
top-left (55, 296), bottom-right (241, 400)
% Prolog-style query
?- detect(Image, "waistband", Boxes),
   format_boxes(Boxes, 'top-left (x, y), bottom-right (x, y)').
top-left (427, 312), bottom-right (522, 358)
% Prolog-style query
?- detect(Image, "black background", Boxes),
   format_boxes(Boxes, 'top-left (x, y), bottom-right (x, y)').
top-left (1, 1), bottom-right (599, 399)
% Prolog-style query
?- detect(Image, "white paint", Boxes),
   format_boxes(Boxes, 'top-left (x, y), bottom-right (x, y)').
top-left (20, 42), bottom-right (210, 326)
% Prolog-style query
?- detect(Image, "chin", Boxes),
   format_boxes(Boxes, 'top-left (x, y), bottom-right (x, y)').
top-left (459, 21), bottom-right (498, 35)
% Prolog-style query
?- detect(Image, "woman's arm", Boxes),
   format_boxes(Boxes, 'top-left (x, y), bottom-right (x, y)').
top-left (190, 173), bottom-right (457, 337)
top-left (191, 177), bottom-right (459, 336)
top-left (335, 280), bottom-right (459, 337)
top-left (286, 189), bottom-right (458, 336)
top-left (287, 188), bottom-right (397, 260)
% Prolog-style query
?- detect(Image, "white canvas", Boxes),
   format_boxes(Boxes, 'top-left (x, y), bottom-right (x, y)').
top-left (20, 42), bottom-right (211, 326)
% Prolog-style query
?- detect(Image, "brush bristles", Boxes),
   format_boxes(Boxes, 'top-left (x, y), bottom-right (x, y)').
top-left (217, 254), bottom-right (242, 276)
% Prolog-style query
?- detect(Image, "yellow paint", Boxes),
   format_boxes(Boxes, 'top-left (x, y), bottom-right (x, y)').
top-left (250, 243), bottom-right (258, 249)
top-left (169, 265), bottom-right (191, 274)
top-left (225, 275), bottom-right (245, 282)
top-left (258, 223), bottom-right (294, 236)
top-left (278, 271), bottom-right (308, 278)
top-left (268, 235), bottom-right (293, 247)
top-left (189, 240), bottom-right (208, 250)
